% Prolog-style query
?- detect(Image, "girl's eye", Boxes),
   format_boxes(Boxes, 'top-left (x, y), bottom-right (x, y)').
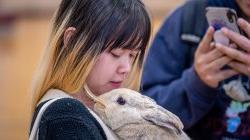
top-left (111, 52), bottom-right (120, 58)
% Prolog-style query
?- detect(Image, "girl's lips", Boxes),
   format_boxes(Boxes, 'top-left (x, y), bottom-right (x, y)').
top-left (110, 81), bottom-right (122, 88)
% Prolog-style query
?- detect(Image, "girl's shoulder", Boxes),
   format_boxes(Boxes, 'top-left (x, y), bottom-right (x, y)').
top-left (39, 98), bottom-right (89, 121)
top-left (31, 98), bottom-right (106, 140)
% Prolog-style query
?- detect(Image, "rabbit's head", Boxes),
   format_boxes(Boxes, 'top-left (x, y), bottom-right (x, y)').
top-left (94, 88), bottom-right (149, 130)
top-left (94, 88), bottom-right (184, 134)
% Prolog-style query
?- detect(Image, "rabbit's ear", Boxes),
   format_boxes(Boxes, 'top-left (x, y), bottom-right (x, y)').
top-left (140, 106), bottom-right (184, 135)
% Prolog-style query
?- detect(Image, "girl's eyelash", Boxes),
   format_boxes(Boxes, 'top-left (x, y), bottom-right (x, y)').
top-left (110, 50), bottom-right (138, 58)
top-left (111, 52), bottom-right (120, 58)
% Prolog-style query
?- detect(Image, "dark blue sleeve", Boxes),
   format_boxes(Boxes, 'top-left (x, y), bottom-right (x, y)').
top-left (142, 7), bottom-right (219, 129)
top-left (38, 98), bottom-right (106, 140)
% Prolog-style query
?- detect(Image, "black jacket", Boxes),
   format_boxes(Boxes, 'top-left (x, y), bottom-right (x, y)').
top-left (30, 98), bottom-right (106, 140)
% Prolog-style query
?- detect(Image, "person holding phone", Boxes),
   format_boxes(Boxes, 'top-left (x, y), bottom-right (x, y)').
top-left (142, 0), bottom-right (250, 139)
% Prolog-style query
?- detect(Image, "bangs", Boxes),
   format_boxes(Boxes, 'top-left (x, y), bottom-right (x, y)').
top-left (65, 0), bottom-right (151, 62)
top-left (102, 2), bottom-right (151, 52)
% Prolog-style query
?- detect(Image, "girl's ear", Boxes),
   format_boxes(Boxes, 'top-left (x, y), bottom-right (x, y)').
top-left (63, 27), bottom-right (76, 46)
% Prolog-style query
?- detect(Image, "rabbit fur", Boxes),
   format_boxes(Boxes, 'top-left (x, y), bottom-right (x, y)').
top-left (93, 88), bottom-right (190, 140)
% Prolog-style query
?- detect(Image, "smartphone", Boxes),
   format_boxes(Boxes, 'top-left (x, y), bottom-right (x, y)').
top-left (206, 7), bottom-right (241, 33)
top-left (205, 7), bottom-right (242, 45)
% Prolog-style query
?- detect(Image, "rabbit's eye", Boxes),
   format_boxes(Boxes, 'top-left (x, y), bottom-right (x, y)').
top-left (116, 97), bottom-right (126, 105)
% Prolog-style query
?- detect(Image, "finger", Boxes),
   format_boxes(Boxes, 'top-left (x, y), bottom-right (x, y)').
top-left (206, 56), bottom-right (232, 70)
top-left (238, 18), bottom-right (250, 38)
top-left (215, 43), bottom-right (250, 65)
top-left (197, 26), bottom-right (215, 53)
top-left (215, 69), bottom-right (239, 82)
top-left (221, 27), bottom-right (250, 52)
top-left (229, 43), bottom-right (237, 49)
top-left (209, 42), bottom-right (221, 51)
top-left (204, 47), bottom-right (223, 63)
top-left (228, 61), bottom-right (250, 76)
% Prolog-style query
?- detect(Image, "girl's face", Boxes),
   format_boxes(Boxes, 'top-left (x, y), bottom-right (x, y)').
top-left (86, 48), bottom-right (138, 96)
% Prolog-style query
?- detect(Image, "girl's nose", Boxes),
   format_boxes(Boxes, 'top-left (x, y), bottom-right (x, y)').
top-left (117, 56), bottom-right (132, 75)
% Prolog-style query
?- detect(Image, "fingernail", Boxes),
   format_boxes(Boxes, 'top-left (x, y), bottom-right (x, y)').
top-left (221, 28), bottom-right (228, 34)
top-left (208, 26), bottom-right (214, 32)
top-left (238, 18), bottom-right (246, 26)
top-left (210, 42), bottom-right (215, 46)
top-left (238, 18), bottom-right (244, 23)
top-left (215, 43), bottom-right (222, 48)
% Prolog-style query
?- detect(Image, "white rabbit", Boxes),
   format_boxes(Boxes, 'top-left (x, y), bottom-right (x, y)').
top-left (92, 88), bottom-right (190, 140)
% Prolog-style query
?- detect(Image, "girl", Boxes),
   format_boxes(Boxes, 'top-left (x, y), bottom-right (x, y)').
top-left (29, 0), bottom-right (151, 139)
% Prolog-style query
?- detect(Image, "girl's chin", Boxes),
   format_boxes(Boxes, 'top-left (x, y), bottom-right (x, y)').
top-left (95, 83), bottom-right (122, 96)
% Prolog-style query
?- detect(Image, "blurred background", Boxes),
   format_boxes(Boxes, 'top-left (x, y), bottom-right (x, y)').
top-left (0, 0), bottom-right (184, 139)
